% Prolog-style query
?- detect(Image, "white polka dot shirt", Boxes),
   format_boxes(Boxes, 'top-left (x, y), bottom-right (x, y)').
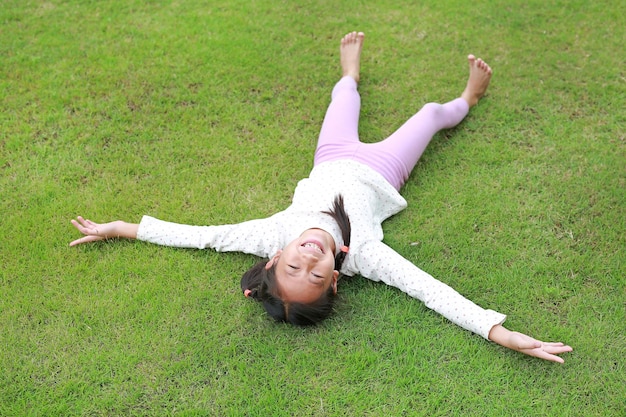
top-left (137, 160), bottom-right (506, 339)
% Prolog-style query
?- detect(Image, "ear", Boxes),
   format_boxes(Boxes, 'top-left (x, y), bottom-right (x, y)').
top-left (331, 270), bottom-right (339, 295)
top-left (265, 250), bottom-right (282, 270)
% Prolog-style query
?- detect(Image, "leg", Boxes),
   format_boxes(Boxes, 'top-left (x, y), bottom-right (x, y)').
top-left (314, 32), bottom-right (365, 166)
top-left (368, 98), bottom-right (470, 186)
top-left (356, 55), bottom-right (493, 189)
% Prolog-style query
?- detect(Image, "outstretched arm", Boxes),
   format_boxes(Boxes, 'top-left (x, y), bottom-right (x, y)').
top-left (70, 214), bottom-right (283, 259)
top-left (354, 241), bottom-right (573, 363)
top-left (69, 216), bottom-right (139, 246)
top-left (488, 324), bottom-right (573, 363)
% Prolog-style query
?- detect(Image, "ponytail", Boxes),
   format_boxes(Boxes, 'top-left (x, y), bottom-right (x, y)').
top-left (322, 194), bottom-right (352, 273)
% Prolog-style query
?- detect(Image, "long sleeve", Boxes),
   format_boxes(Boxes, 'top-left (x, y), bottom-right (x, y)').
top-left (136, 215), bottom-right (282, 259)
top-left (354, 240), bottom-right (506, 339)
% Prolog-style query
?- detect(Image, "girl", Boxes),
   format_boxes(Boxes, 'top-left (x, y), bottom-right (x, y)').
top-left (70, 32), bottom-right (572, 363)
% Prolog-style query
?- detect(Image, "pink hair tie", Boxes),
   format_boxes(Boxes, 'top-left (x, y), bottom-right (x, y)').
top-left (244, 289), bottom-right (252, 298)
top-left (340, 246), bottom-right (349, 253)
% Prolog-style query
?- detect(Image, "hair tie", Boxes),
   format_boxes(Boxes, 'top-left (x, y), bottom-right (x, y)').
top-left (340, 245), bottom-right (349, 253)
top-left (243, 289), bottom-right (252, 298)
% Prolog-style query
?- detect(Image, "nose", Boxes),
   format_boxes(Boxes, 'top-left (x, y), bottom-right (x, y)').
top-left (300, 252), bottom-right (319, 264)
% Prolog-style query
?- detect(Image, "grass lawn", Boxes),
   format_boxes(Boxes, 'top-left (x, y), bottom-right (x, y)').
top-left (1, 0), bottom-right (624, 415)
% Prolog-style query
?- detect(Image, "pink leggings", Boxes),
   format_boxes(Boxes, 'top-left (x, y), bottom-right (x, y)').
top-left (314, 76), bottom-right (469, 190)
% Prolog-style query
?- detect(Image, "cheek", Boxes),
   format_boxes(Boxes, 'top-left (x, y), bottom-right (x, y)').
top-left (323, 258), bottom-right (337, 274)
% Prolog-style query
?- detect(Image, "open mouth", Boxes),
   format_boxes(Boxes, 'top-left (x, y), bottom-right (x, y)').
top-left (301, 240), bottom-right (324, 254)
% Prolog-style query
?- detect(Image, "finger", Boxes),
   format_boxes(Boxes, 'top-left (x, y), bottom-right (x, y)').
top-left (71, 219), bottom-right (89, 234)
top-left (73, 217), bottom-right (93, 231)
top-left (76, 216), bottom-right (99, 230)
top-left (71, 219), bottom-right (93, 235)
top-left (542, 354), bottom-right (565, 364)
top-left (69, 235), bottom-right (103, 246)
top-left (542, 342), bottom-right (566, 347)
top-left (543, 344), bottom-right (573, 354)
top-left (522, 348), bottom-right (566, 363)
top-left (523, 344), bottom-right (573, 363)
top-left (69, 236), bottom-right (91, 246)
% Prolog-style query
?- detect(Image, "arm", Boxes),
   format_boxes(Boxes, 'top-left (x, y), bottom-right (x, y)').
top-left (70, 215), bottom-right (282, 259)
top-left (354, 240), bottom-right (506, 339)
top-left (354, 241), bottom-right (572, 362)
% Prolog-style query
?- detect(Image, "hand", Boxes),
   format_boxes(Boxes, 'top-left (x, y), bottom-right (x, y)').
top-left (506, 331), bottom-right (573, 363)
top-left (69, 216), bottom-right (129, 246)
top-left (489, 324), bottom-right (573, 363)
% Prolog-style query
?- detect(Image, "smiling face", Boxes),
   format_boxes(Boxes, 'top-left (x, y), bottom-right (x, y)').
top-left (268, 228), bottom-right (339, 304)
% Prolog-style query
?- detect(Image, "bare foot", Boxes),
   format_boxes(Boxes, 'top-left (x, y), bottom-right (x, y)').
top-left (461, 55), bottom-right (492, 107)
top-left (340, 31), bottom-right (365, 83)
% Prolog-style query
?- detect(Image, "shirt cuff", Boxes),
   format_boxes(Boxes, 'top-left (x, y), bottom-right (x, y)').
top-left (480, 310), bottom-right (507, 340)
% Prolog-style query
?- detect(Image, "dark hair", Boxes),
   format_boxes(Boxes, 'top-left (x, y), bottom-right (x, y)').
top-left (240, 195), bottom-right (351, 326)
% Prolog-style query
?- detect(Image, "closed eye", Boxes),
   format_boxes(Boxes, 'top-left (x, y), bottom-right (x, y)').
top-left (288, 265), bottom-right (322, 280)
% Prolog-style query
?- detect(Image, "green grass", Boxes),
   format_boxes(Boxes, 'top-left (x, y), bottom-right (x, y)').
top-left (1, 0), bottom-right (624, 415)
